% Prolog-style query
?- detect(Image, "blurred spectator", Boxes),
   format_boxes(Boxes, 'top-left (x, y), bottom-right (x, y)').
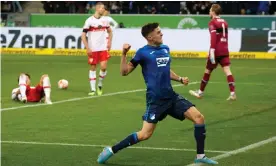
top-left (110, 2), bottom-right (121, 13)
top-left (1, 15), bottom-right (7, 27)
top-left (269, 1), bottom-right (276, 14)
top-left (86, 3), bottom-right (95, 14)
top-left (76, 2), bottom-right (86, 13)
top-left (122, 1), bottom-right (136, 14)
top-left (12, 1), bottom-right (23, 12)
top-left (128, 1), bottom-right (139, 14)
top-left (53, 1), bottom-right (68, 13)
top-left (1, 1), bottom-right (12, 12)
top-left (66, 2), bottom-right (76, 13)
top-left (151, 6), bottom-right (157, 14)
top-left (142, 5), bottom-right (151, 14)
top-left (243, 1), bottom-right (259, 14)
top-left (258, 1), bottom-right (270, 14)
top-left (119, 22), bottom-right (125, 28)
top-left (158, 3), bottom-right (168, 14)
top-left (42, 1), bottom-right (54, 13)
top-left (15, 1), bottom-right (276, 15)
top-left (198, 1), bottom-right (210, 14)
top-left (180, 2), bottom-right (189, 14)
top-left (88, 1), bottom-right (96, 6)
top-left (42, 1), bottom-right (275, 15)
top-left (240, 8), bottom-right (246, 15)
top-left (6, 15), bottom-right (15, 27)
top-left (1, 12), bottom-right (8, 26)
top-left (0, 19), bottom-right (5, 27)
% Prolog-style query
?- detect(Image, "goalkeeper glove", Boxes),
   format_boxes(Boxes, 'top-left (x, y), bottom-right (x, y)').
top-left (209, 48), bottom-right (216, 64)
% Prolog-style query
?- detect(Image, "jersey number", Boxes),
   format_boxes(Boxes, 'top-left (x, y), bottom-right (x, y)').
top-left (221, 23), bottom-right (227, 42)
top-left (222, 23), bottom-right (225, 37)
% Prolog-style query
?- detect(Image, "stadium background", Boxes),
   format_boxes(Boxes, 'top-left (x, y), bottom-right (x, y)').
top-left (1, 1), bottom-right (276, 166)
top-left (1, 1), bottom-right (276, 58)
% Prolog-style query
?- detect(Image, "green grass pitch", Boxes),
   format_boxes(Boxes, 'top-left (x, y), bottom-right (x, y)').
top-left (1, 54), bottom-right (276, 166)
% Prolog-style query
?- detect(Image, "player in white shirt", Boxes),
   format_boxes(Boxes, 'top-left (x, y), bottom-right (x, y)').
top-left (81, 2), bottom-right (113, 96)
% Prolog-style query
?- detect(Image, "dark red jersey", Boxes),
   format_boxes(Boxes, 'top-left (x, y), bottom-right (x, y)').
top-left (209, 17), bottom-right (229, 56)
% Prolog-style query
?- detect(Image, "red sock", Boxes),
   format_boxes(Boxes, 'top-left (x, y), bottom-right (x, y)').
top-left (200, 73), bottom-right (211, 92)
top-left (227, 75), bottom-right (235, 93)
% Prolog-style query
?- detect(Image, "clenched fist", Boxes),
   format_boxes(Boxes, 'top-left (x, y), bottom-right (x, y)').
top-left (122, 43), bottom-right (131, 55)
top-left (181, 77), bottom-right (189, 85)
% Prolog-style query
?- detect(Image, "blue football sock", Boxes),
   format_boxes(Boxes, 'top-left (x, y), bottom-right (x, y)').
top-left (194, 124), bottom-right (206, 154)
top-left (112, 132), bottom-right (139, 154)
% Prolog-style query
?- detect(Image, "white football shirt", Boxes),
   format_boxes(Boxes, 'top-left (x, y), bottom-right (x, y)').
top-left (83, 16), bottom-right (110, 52)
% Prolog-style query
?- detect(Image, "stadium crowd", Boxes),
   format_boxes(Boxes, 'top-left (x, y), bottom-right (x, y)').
top-left (1, 1), bottom-right (275, 27)
top-left (1, 1), bottom-right (275, 15)
top-left (41, 1), bottom-right (276, 15)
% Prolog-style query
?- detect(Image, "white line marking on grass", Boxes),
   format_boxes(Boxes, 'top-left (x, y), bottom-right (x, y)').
top-left (1, 140), bottom-right (228, 154)
top-left (0, 82), bottom-right (199, 112)
top-left (1, 81), bottom-right (272, 112)
top-left (186, 136), bottom-right (276, 166)
top-left (0, 81), bottom-right (271, 112)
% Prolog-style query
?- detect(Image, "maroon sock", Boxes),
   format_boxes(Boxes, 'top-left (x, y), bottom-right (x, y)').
top-left (227, 75), bottom-right (235, 93)
top-left (200, 73), bottom-right (211, 92)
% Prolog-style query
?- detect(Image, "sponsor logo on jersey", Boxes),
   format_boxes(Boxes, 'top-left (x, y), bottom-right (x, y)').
top-left (156, 57), bottom-right (170, 67)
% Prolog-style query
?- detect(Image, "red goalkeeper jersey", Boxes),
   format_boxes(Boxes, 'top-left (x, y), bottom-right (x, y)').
top-left (208, 16), bottom-right (229, 57)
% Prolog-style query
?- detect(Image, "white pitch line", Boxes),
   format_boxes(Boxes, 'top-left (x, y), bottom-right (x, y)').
top-left (1, 81), bottom-right (272, 112)
top-left (186, 136), bottom-right (276, 166)
top-left (1, 81), bottom-right (271, 112)
top-left (0, 82), bottom-right (199, 112)
top-left (0, 140), bottom-right (228, 154)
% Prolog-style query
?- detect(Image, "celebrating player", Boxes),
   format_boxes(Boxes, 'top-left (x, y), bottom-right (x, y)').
top-left (82, 2), bottom-right (113, 96)
top-left (11, 73), bottom-right (52, 104)
top-left (189, 4), bottom-right (236, 101)
top-left (97, 23), bottom-right (218, 165)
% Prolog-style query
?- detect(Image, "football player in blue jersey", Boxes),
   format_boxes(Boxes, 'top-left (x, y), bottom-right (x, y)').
top-left (97, 22), bottom-right (218, 165)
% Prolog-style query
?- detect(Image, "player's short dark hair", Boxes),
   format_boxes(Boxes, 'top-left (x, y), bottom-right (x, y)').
top-left (25, 73), bottom-right (31, 79)
top-left (141, 22), bottom-right (159, 38)
top-left (211, 4), bottom-right (221, 15)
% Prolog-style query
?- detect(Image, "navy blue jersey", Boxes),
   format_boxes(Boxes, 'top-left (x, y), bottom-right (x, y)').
top-left (130, 44), bottom-right (175, 104)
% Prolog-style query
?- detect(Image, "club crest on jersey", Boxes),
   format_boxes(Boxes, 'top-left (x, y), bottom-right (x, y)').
top-left (156, 57), bottom-right (169, 67)
top-left (89, 58), bottom-right (94, 63)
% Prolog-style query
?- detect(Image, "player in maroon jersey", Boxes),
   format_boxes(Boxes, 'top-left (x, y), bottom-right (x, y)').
top-left (189, 4), bottom-right (236, 101)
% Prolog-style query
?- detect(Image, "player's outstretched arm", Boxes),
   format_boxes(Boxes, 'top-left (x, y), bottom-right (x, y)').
top-left (170, 69), bottom-right (189, 85)
top-left (120, 44), bottom-right (136, 76)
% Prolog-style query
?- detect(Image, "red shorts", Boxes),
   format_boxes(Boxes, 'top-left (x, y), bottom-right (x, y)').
top-left (206, 56), bottom-right (231, 70)
top-left (26, 85), bottom-right (45, 102)
top-left (88, 51), bottom-right (110, 65)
